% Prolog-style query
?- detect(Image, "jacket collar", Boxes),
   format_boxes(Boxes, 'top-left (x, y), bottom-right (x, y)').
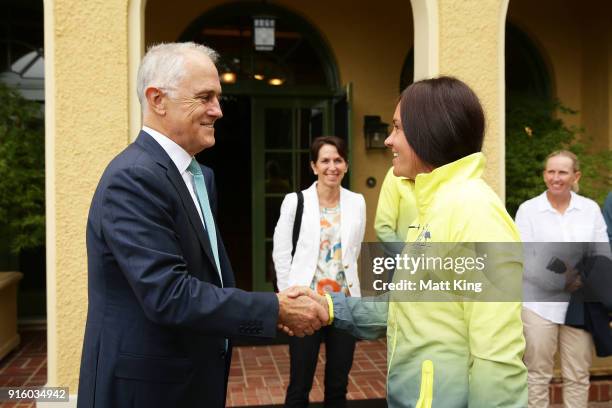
top-left (134, 130), bottom-right (172, 169)
top-left (414, 152), bottom-right (485, 214)
top-left (303, 181), bottom-right (347, 207)
top-left (134, 130), bottom-right (223, 284)
top-left (142, 126), bottom-right (192, 175)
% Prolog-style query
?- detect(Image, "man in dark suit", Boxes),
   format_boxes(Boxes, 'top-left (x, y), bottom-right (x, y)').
top-left (77, 42), bottom-right (327, 408)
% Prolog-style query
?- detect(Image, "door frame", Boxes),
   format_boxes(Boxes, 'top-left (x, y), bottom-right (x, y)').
top-left (251, 96), bottom-right (335, 292)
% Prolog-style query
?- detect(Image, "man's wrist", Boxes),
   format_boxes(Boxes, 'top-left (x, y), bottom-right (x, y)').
top-left (276, 293), bottom-right (285, 321)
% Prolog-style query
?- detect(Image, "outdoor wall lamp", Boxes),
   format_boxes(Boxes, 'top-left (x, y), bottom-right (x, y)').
top-left (364, 115), bottom-right (389, 150)
top-left (253, 16), bottom-right (275, 51)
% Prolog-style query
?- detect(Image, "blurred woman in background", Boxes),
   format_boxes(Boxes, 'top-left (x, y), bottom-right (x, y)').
top-left (273, 136), bottom-right (366, 407)
top-left (516, 150), bottom-right (608, 408)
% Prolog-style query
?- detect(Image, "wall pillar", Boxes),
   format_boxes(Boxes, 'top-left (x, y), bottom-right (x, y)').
top-left (410, 0), bottom-right (509, 198)
top-left (44, 0), bottom-right (131, 404)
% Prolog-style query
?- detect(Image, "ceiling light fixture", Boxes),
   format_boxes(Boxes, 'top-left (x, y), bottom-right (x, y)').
top-left (220, 72), bottom-right (237, 84)
top-left (268, 78), bottom-right (284, 86)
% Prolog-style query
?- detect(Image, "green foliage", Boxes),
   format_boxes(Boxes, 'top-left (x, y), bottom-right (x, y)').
top-left (506, 92), bottom-right (612, 217)
top-left (572, 142), bottom-right (612, 207)
top-left (0, 82), bottom-right (45, 253)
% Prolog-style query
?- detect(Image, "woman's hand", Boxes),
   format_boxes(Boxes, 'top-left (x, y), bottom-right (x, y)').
top-left (564, 265), bottom-right (583, 293)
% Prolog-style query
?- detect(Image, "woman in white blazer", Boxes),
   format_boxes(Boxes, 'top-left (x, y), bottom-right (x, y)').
top-left (273, 136), bottom-right (366, 408)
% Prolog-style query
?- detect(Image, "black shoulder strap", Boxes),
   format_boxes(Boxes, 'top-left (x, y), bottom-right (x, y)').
top-left (291, 191), bottom-right (304, 259)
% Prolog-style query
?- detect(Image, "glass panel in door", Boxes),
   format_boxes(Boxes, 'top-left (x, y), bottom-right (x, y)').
top-left (252, 99), bottom-right (330, 291)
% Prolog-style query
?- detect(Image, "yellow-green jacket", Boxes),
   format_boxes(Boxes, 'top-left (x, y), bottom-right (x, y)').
top-left (375, 167), bottom-right (418, 243)
top-left (333, 153), bottom-right (527, 407)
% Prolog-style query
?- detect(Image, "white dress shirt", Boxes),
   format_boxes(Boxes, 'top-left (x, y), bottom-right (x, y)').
top-left (142, 126), bottom-right (205, 227)
top-left (516, 191), bottom-right (609, 324)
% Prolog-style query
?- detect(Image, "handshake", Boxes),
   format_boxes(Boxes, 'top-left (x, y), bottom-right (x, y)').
top-left (276, 286), bottom-right (330, 337)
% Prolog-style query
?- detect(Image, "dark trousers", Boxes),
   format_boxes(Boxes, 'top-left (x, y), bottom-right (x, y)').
top-left (285, 326), bottom-right (356, 408)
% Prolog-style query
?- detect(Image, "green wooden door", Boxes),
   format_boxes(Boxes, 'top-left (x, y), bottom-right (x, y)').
top-left (251, 98), bottom-right (333, 291)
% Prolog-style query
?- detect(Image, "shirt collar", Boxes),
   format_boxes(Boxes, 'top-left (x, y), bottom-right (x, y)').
top-left (142, 126), bottom-right (193, 174)
top-left (537, 191), bottom-right (582, 213)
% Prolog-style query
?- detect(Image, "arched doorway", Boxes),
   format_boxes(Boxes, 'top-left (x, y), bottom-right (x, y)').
top-left (504, 22), bottom-right (554, 216)
top-left (399, 48), bottom-right (414, 93)
top-left (505, 22), bottom-right (552, 101)
top-left (0, 0), bottom-right (46, 321)
top-left (179, 2), bottom-right (346, 291)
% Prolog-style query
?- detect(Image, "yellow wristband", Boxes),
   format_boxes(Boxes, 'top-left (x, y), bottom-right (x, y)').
top-left (324, 293), bottom-right (334, 325)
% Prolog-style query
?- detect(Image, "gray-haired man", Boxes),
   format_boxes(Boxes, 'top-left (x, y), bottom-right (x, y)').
top-left (77, 42), bottom-right (327, 408)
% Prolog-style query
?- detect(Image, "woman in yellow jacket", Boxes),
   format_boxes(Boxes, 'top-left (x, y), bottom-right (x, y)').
top-left (289, 77), bottom-right (527, 407)
top-left (374, 167), bottom-right (417, 244)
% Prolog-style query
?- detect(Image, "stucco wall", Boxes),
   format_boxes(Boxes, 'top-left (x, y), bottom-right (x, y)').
top-left (437, 0), bottom-right (507, 196)
top-left (146, 0), bottom-right (414, 241)
top-left (46, 0), bottom-right (130, 390)
top-left (45, 0), bottom-right (612, 396)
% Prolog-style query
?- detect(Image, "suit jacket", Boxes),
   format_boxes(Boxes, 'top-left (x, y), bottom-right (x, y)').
top-left (77, 131), bottom-right (279, 408)
top-left (272, 182), bottom-right (366, 296)
top-left (566, 255), bottom-right (612, 357)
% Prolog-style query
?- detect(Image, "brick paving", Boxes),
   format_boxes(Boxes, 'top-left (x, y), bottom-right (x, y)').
top-left (225, 339), bottom-right (387, 406)
top-left (549, 377), bottom-right (612, 407)
top-left (0, 328), bottom-right (610, 407)
top-left (0, 327), bottom-right (46, 408)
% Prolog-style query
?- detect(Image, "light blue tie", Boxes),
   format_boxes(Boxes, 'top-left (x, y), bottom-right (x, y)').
top-left (187, 159), bottom-right (223, 287)
top-left (188, 159), bottom-right (228, 352)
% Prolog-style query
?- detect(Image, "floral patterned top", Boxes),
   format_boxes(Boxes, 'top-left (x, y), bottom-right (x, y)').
top-left (310, 204), bottom-right (349, 295)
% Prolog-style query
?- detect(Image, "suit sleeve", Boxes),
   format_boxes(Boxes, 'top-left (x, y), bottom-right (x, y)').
top-left (100, 164), bottom-right (279, 337)
top-left (272, 193), bottom-right (297, 291)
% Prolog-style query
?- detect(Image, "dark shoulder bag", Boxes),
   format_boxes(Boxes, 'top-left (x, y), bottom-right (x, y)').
top-left (291, 191), bottom-right (304, 260)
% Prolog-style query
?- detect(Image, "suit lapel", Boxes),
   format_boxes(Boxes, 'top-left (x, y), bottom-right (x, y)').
top-left (165, 167), bottom-right (221, 281)
top-left (135, 132), bottom-right (222, 285)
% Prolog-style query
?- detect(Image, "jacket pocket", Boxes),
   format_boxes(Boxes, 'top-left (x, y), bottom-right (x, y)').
top-left (114, 353), bottom-right (193, 383)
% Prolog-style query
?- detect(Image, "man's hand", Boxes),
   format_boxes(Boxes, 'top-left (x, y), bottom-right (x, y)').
top-left (277, 286), bottom-right (329, 337)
